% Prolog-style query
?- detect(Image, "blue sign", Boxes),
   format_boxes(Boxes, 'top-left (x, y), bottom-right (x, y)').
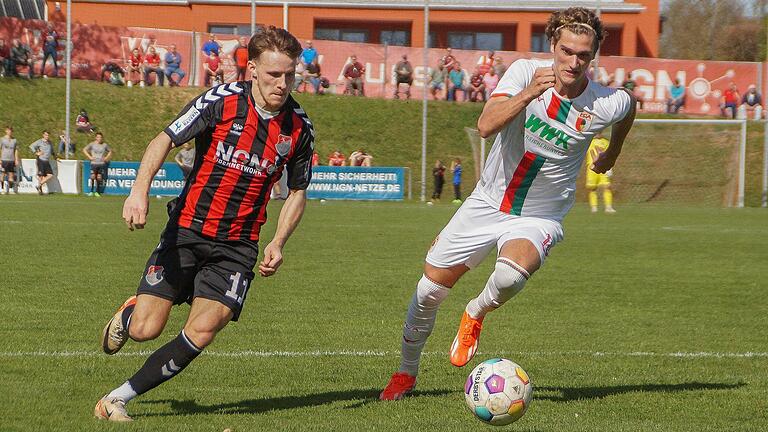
top-left (82, 161), bottom-right (186, 196)
top-left (306, 166), bottom-right (405, 200)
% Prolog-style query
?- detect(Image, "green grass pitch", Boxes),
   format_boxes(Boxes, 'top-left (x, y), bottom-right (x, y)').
top-left (0, 196), bottom-right (766, 431)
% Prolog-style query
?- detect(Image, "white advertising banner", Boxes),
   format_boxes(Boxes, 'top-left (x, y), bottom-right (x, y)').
top-left (15, 159), bottom-right (80, 194)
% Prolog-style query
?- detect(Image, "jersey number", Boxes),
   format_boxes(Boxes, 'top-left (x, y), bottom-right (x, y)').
top-left (226, 272), bottom-right (250, 305)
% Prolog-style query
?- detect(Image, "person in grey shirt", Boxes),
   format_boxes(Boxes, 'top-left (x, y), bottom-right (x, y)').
top-left (1, 125), bottom-right (19, 194)
top-left (29, 130), bottom-right (56, 194)
top-left (83, 132), bottom-right (113, 197)
top-left (174, 142), bottom-right (195, 177)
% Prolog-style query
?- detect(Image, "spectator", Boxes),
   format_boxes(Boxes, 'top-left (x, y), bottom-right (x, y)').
top-left (450, 157), bottom-right (462, 204)
top-left (203, 51), bottom-right (224, 87)
top-left (76, 109), bottom-right (95, 133)
top-left (58, 130), bottom-right (75, 157)
top-left (164, 44), bottom-right (185, 86)
top-left (1, 126), bottom-right (19, 194)
top-left (101, 61), bottom-right (125, 85)
top-left (0, 39), bottom-right (9, 77)
top-left (174, 142), bottom-right (195, 177)
top-left (83, 132), bottom-right (112, 197)
top-left (10, 38), bottom-right (34, 79)
top-left (311, 151), bottom-right (319, 166)
top-left (493, 56), bottom-right (507, 76)
top-left (622, 72), bottom-right (644, 110)
top-left (482, 66), bottom-right (500, 99)
top-left (720, 82), bottom-right (740, 119)
top-left (29, 130), bottom-right (56, 195)
top-left (201, 34), bottom-right (221, 57)
top-left (143, 46), bottom-right (164, 86)
top-left (448, 62), bottom-right (467, 102)
top-left (125, 47), bottom-right (144, 87)
top-left (293, 61), bottom-right (306, 92)
top-left (393, 54), bottom-right (414, 100)
top-left (739, 84), bottom-right (763, 120)
top-left (431, 159), bottom-right (446, 202)
top-left (301, 40), bottom-right (318, 66)
top-left (468, 66), bottom-right (486, 102)
top-left (328, 150), bottom-right (346, 166)
top-left (441, 47), bottom-right (456, 72)
top-left (666, 79), bottom-right (686, 114)
top-left (429, 63), bottom-right (446, 100)
top-left (40, 24), bottom-right (59, 78)
top-left (349, 149), bottom-right (373, 167)
top-left (477, 50), bottom-right (495, 75)
top-left (304, 58), bottom-right (323, 94)
top-left (343, 54), bottom-right (365, 96)
top-left (233, 37), bottom-right (249, 82)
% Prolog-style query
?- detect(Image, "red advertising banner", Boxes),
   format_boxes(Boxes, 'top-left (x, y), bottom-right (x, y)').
top-left (1, 17), bottom-right (762, 117)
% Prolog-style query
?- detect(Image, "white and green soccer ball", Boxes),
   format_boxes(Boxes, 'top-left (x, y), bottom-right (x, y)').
top-left (464, 358), bottom-right (533, 426)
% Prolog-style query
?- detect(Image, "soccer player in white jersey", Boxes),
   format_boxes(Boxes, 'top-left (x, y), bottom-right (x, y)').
top-left (380, 7), bottom-right (636, 400)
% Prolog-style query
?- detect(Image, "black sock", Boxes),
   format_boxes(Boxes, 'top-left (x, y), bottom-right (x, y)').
top-left (127, 330), bottom-right (202, 396)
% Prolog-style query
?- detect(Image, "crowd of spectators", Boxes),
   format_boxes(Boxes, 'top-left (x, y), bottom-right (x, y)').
top-left (425, 49), bottom-right (506, 103)
top-left (324, 149), bottom-right (373, 167)
top-left (430, 157), bottom-right (463, 204)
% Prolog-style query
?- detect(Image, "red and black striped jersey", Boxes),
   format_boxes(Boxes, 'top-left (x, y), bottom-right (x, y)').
top-left (164, 81), bottom-right (314, 242)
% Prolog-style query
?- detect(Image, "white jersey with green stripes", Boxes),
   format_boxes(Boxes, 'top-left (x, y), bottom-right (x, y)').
top-left (475, 58), bottom-right (632, 222)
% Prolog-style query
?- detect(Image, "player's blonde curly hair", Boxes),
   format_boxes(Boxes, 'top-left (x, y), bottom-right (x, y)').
top-left (545, 7), bottom-right (605, 54)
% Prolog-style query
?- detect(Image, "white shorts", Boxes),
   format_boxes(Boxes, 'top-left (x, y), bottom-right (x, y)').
top-left (425, 193), bottom-right (564, 269)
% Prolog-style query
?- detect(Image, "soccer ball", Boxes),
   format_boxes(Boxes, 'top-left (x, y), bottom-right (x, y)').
top-left (464, 358), bottom-right (533, 426)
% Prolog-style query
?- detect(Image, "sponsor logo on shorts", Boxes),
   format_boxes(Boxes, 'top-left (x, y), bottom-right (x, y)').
top-left (145, 265), bottom-right (164, 286)
top-left (541, 234), bottom-right (553, 257)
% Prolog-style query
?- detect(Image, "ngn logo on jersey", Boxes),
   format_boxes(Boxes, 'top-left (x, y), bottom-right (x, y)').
top-left (215, 141), bottom-right (278, 176)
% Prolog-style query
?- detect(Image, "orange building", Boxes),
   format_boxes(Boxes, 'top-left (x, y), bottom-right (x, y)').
top-left (48, 0), bottom-right (659, 57)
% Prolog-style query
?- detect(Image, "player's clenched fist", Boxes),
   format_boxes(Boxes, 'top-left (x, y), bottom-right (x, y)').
top-left (526, 67), bottom-right (556, 99)
top-left (123, 193), bottom-right (149, 231)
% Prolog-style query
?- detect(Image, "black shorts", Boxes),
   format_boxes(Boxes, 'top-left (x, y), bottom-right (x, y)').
top-left (1, 161), bottom-right (15, 173)
top-left (136, 225), bottom-right (259, 321)
top-left (91, 164), bottom-right (107, 177)
top-left (36, 159), bottom-right (53, 176)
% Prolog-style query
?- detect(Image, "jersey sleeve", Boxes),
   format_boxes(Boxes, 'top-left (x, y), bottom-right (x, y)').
top-left (608, 88), bottom-right (633, 124)
top-left (286, 121), bottom-right (315, 190)
top-left (490, 59), bottom-right (536, 98)
top-left (164, 88), bottom-right (224, 147)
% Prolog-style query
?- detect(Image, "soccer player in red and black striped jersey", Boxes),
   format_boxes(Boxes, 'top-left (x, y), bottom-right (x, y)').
top-left (94, 26), bottom-right (314, 422)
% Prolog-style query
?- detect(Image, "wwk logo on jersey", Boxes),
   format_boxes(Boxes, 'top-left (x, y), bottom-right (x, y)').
top-left (145, 265), bottom-right (164, 286)
top-left (215, 141), bottom-right (279, 176)
top-left (524, 114), bottom-right (573, 149)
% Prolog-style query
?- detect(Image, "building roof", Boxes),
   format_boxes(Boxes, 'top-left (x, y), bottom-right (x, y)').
top-left (73, 0), bottom-right (647, 13)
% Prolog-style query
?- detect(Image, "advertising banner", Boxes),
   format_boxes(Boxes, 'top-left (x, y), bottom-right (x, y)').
top-left (15, 158), bottom-right (78, 194)
top-left (83, 161), bottom-right (186, 196)
top-left (306, 166), bottom-right (405, 200)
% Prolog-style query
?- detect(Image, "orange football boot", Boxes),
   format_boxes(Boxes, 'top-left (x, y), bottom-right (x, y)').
top-left (449, 311), bottom-right (484, 367)
top-left (379, 372), bottom-right (417, 400)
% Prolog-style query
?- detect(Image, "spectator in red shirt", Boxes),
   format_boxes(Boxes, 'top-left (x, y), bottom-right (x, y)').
top-left (468, 66), bottom-right (486, 102)
top-left (125, 48), bottom-right (144, 87)
top-left (721, 82), bottom-right (740, 119)
top-left (143, 46), bottom-right (164, 87)
top-left (311, 151), bottom-right (319, 166)
top-left (203, 51), bottom-right (224, 87)
top-left (343, 55), bottom-right (365, 96)
top-left (477, 50), bottom-right (495, 75)
top-left (0, 39), bottom-right (9, 77)
top-left (232, 37), bottom-right (249, 82)
top-left (328, 150), bottom-right (346, 166)
top-left (441, 47), bottom-right (456, 72)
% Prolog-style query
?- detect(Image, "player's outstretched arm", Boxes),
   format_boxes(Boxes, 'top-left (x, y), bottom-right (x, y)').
top-left (477, 67), bottom-right (555, 138)
top-left (259, 188), bottom-right (307, 277)
top-left (122, 131), bottom-right (173, 231)
top-left (592, 92), bottom-right (637, 174)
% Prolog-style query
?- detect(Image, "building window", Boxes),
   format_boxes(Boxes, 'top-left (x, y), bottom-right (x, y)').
top-left (428, 31), bottom-right (437, 48)
top-left (315, 27), bottom-right (369, 43)
top-left (531, 32), bottom-right (548, 52)
top-left (447, 32), bottom-right (503, 50)
top-left (208, 24), bottom-right (252, 36)
top-left (381, 30), bottom-right (410, 46)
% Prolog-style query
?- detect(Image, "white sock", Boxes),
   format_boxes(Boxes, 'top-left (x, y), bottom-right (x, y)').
top-left (399, 275), bottom-right (450, 376)
top-left (107, 381), bottom-right (138, 403)
top-left (466, 258), bottom-right (529, 319)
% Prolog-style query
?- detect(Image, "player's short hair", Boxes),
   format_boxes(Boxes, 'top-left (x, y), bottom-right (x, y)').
top-left (95, 132), bottom-right (103, 137)
top-left (545, 7), bottom-right (605, 54)
top-left (248, 25), bottom-right (302, 61)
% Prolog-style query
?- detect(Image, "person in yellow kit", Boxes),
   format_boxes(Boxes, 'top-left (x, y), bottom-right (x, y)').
top-left (586, 132), bottom-right (616, 213)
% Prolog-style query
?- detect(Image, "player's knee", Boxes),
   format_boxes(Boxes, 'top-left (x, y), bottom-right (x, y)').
top-left (182, 325), bottom-right (218, 348)
top-left (128, 319), bottom-right (163, 342)
top-left (415, 274), bottom-right (450, 307)
top-left (492, 258), bottom-right (529, 293)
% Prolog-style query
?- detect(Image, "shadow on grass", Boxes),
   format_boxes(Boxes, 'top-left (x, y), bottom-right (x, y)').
top-left (536, 382), bottom-right (746, 402)
top-left (138, 388), bottom-right (453, 417)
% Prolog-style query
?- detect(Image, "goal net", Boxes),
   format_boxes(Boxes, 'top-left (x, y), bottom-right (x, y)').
top-left (465, 119), bottom-right (746, 207)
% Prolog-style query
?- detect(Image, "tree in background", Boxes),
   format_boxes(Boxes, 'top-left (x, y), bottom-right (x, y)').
top-left (660, 0), bottom-right (766, 62)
